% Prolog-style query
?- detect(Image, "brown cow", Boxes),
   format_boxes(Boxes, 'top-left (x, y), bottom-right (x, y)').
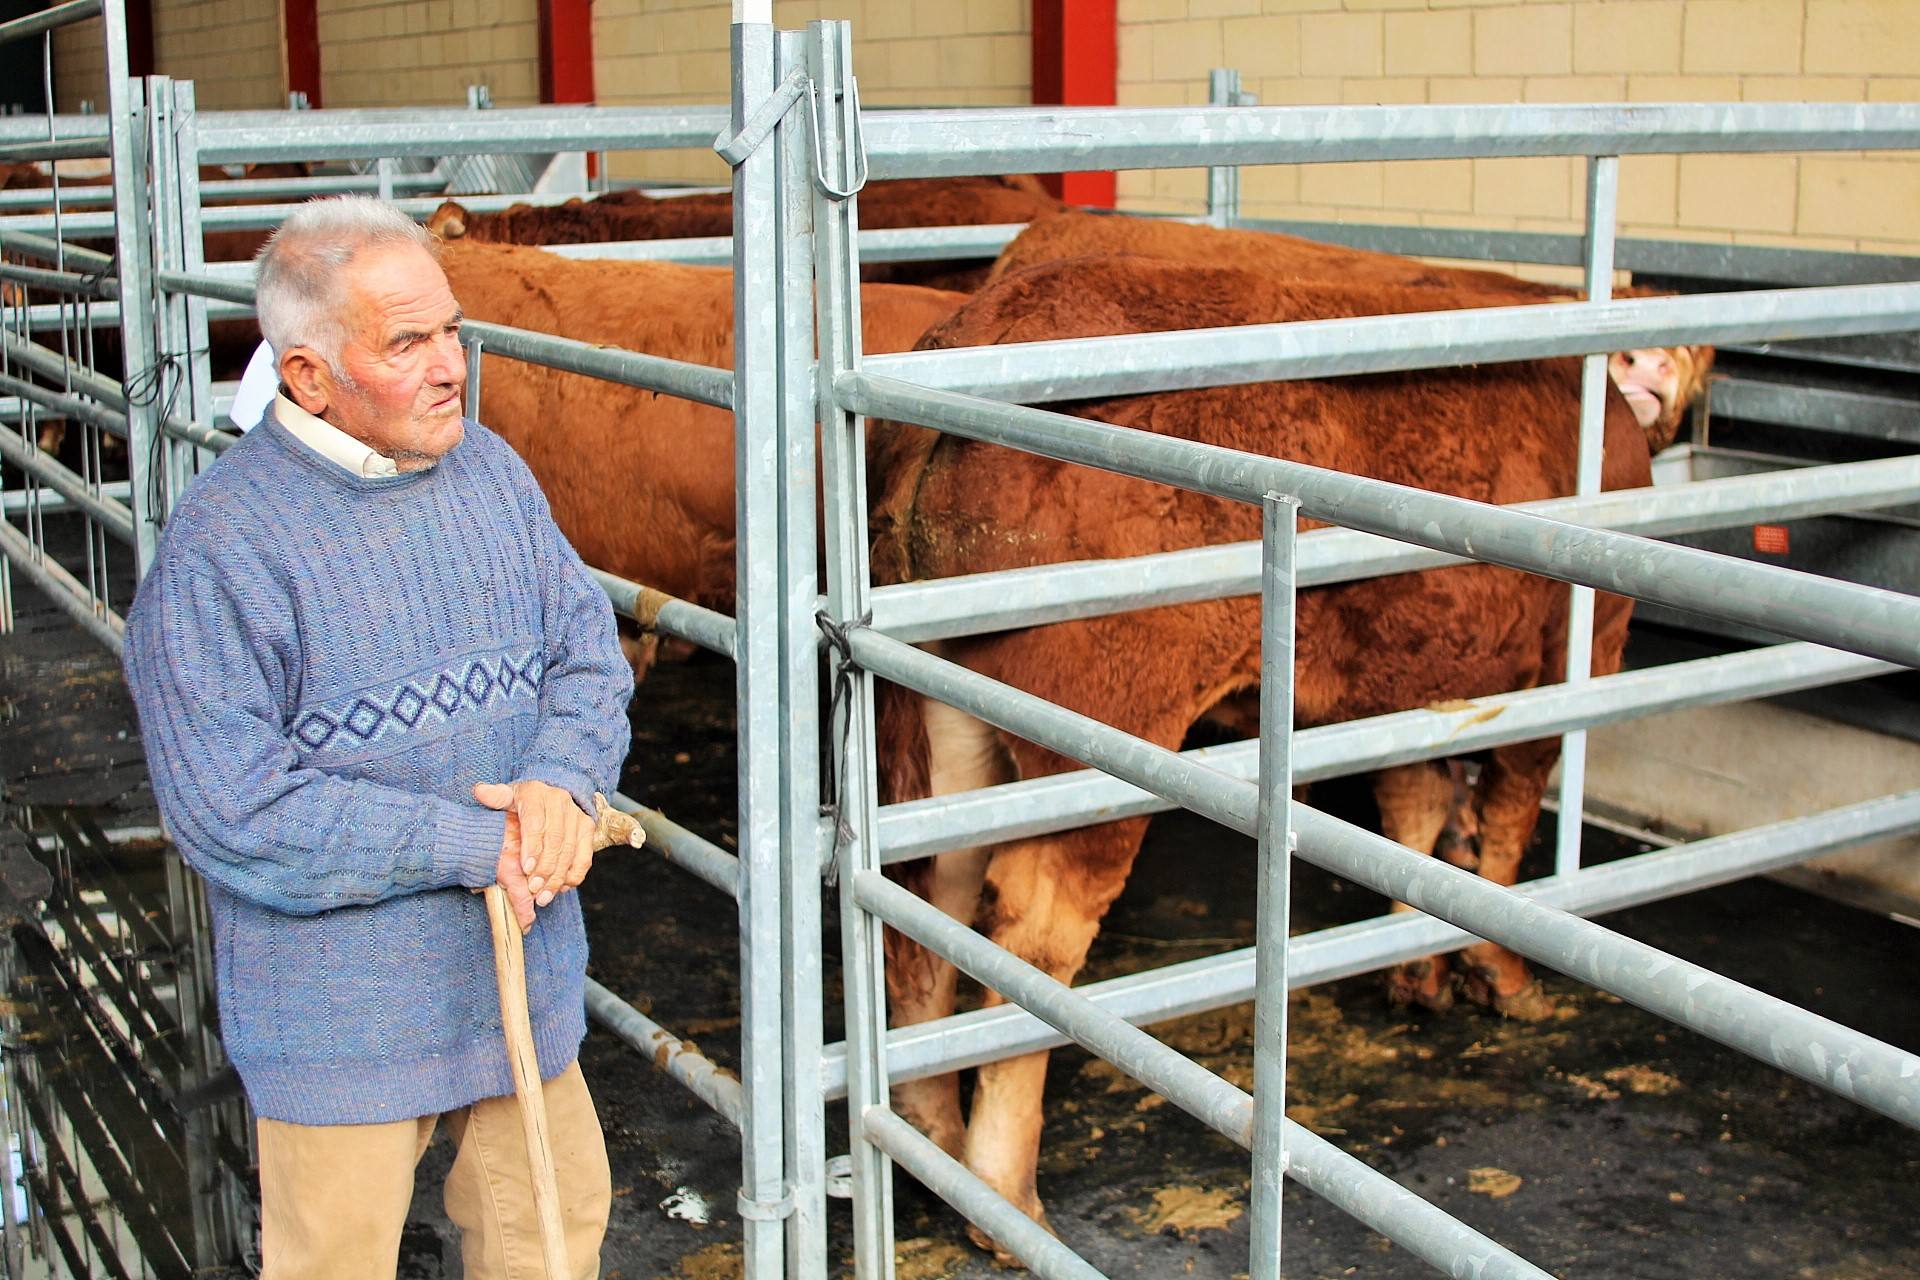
top-left (429, 175), bottom-right (1066, 292)
top-left (993, 212), bottom-right (1713, 451)
top-left (866, 254), bottom-right (1654, 1253)
top-left (433, 239), bottom-right (965, 671)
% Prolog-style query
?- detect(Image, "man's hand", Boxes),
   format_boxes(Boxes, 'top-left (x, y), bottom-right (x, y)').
top-left (473, 781), bottom-right (597, 923)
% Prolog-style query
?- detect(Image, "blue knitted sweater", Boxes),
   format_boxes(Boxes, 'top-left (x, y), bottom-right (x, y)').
top-left (124, 406), bottom-right (633, 1124)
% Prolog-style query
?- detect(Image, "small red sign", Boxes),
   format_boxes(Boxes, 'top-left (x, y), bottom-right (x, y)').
top-left (1752, 524), bottom-right (1790, 556)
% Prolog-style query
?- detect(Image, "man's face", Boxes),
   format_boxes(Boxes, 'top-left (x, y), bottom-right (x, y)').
top-left (286, 243), bottom-right (467, 470)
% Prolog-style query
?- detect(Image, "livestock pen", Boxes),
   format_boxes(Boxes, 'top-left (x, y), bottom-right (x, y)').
top-left (2, 3), bottom-right (1919, 1278)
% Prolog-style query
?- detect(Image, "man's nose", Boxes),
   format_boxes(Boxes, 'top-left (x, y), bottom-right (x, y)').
top-left (426, 330), bottom-right (466, 384)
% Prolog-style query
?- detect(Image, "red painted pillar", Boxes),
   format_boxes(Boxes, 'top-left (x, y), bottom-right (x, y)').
top-left (283, 0), bottom-right (321, 107)
top-left (538, 0), bottom-right (595, 104)
top-left (1030, 0), bottom-right (1116, 208)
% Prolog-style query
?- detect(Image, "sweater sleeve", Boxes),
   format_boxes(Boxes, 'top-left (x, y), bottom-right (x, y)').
top-left (504, 456), bottom-right (634, 816)
top-left (123, 554), bottom-right (506, 915)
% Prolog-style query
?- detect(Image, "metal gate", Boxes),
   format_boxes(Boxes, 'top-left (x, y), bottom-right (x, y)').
top-left (785, 17), bottom-right (1920, 1280)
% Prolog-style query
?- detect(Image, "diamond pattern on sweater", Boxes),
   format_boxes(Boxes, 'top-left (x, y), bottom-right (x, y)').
top-left (291, 646), bottom-right (543, 757)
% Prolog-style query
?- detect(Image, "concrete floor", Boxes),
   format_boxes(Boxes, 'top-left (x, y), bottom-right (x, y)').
top-left (2, 572), bottom-right (1917, 1280)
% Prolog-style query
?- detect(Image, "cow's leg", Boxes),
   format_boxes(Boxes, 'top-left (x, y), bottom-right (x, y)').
top-left (1373, 762), bottom-right (1459, 1012)
top-left (1434, 759), bottom-right (1481, 871)
top-left (1456, 739), bottom-right (1557, 1021)
top-left (962, 817), bottom-right (1148, 1260)
top-left (887, 698), bottom-right (1007, 1157)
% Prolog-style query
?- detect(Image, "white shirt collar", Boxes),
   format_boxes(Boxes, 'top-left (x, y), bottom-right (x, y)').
top-left (274, 394), bottom-right (401, 478)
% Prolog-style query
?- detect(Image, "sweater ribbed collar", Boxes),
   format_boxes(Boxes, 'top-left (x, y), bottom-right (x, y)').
top-left (256, 402), bottom-right (445, 494)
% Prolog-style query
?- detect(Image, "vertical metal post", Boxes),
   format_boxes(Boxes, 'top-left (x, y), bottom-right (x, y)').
top-left (146, 75), bottom-right (185, 510)
top-left (1248, 493), bottom-right (1297, 1280)
top-left (464, 335), bottom-right (485, 421)
top-left (809, 19), bottom-right (896, 1279)
top-left (1205, 69), bottom-right (1241, 228)
top-left (99, 0), bottom-right (161, 574)
top-left (169, 79), bottom-right (212, 468)
top-left (774, 26), bottom-right (828, 1280)
top-left (1554, 155), bottom-right (1618, 877)
top-left (731, 20), bottom-right (790, 1280)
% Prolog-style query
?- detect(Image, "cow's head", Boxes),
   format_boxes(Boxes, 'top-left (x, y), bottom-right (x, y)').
top-left (426, 200), bottom-right (471, 241)
top-left (1608, 344), bottom-right (1714, 453)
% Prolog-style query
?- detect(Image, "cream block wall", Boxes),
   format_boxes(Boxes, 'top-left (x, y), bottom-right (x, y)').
top-left (1116, 0), bottom-right (1920, 257)
top-left (593, 0), bottom-right (1032, 184)
top-left (52, 19), bottom-right (108, 113)
top-left (154, 0), bottom-right (286, 110)
top-left (316, 0), bottom-right (542, 108)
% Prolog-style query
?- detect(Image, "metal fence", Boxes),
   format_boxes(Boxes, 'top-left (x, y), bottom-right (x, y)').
top-left (790, 18), bottom-right (1920, 1280)
top-left (4, 6), bottom-right (1920, 1280)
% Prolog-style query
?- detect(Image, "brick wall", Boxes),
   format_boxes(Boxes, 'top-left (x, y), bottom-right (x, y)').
top-left (593, 0), bottom-right (1032, 184)
top-left (52, 18), bottom-right (107, 113)
top-left (154, 0), bottom-right (286, 110)
top-left (317, 0), bottom-right (541, 108)
top-left (1115, 0), bottom-right (1920, 257)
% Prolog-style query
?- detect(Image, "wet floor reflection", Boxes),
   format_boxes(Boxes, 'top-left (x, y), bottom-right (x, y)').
top-left (0, 808), bottom-right (251, 1278)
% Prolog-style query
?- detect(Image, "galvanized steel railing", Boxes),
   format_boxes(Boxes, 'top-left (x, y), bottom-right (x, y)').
top-left (794, 18), bottom-right (1920, 1280)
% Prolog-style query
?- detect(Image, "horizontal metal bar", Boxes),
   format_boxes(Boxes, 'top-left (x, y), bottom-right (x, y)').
top-left (1711, 378), bottom-right (1920, 444)
top-left (592, 568), bottom-right (737, 659)
top-left (840, 374), bottom-right (1920, 669)
top-left (0, 371), bottom-right (128, 439)
top-left (0, 115), bottom-right (104, 142)
top-left (863, 285), bottom-right (1920, 403)
top-left (854, 869), bottom-right (1553, 1280)
top-left (539, 222), bottom-right (1023, 267)
top-left (0, 137), bottom-right (109, 164)
top-left (193, 104), bottom-right (733, 164)
top-left (838, 788), bottom-right (1920, 1111)
top-left (0, 329), bottom-right (129, 410)
top-left (609, 790), bottom-right (739, 899)
top-left (861, 1107), bottom-right (1107, 1280)
top-left (875, 641), bottom-right (1891, 864)
top-left (462, 320), bottom-right (734, 408)
top-left (0, 409), bottom-right (135, 544)
top-left (0, 170), bottom-right (448, 211)
top-left (832, 789), bottom-right (1920, 1096)
top-left (1294, 803), bottom-right (1920, 1129)
top-left (1, 188), bottom-right (588, 238)
top-left (861, 102), bottom-right (1920, 178)
top-left (541, 235), bottom-right (734, 266)
top-left (868, 456), bottom-right (1920, 643)
top-left (152, 267), bottom-right (735, 408)
top-left (847, 627), bottom-right (1920, 1127)
top-left (0, 0), bottom-right (101, 45)
top-left (0, 260), bottom-right (116, 298)
top-left (0, 228), bottom-right (115, 270)
top-left (0, 519), bottom-right (123, 653)
top-left (161, 417), bottom-right (237, 453)
top-left (1232, 219), bottom-right (1920, 288)
top-left (585, 979), bottom-right (744, 1129)
top-left (3, 478), bottom-right (129, 515)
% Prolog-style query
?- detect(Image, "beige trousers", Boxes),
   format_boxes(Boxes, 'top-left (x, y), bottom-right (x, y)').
top-left (256, 1061), bottom-right (611, 1280)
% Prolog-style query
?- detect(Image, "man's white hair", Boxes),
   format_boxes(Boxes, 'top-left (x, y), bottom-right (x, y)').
top-left (254, 196), bottom-right (435, 368)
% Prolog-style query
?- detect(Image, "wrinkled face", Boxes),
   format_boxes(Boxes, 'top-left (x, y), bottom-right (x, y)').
top-left (1607, 345), bottom-right (1712, 450)
top-left (304, 243), bottom-right (467, 470)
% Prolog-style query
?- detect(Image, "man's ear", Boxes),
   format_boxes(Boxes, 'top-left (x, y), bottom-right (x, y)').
top-left (278, 346), bottom-right (332, 416)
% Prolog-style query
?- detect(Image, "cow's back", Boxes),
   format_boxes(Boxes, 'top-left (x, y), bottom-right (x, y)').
top-left (872, 255), bottom-right (1649, 724)
top-left (992, 211), bottom-right (1573, 299)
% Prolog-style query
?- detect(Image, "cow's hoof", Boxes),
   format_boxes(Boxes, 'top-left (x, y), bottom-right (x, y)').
top-left (1435, 833), bottom-right (1479, 872)
top-left (964, 1194), bottom-right (1054, 1268)
top-left (1459, 972), bottom-right (1554, 1022)
top-left (1386, 961), bottom-right (1454, 1014)
top-left (966, 1209), bottom-right (1055, 1269)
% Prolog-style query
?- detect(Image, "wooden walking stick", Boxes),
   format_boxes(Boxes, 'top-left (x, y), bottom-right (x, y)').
top-left (484, 792), bottom-right (644, 1280)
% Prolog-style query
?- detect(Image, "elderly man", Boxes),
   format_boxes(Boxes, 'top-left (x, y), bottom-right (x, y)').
top-left (123, 196), bottom-right (632, 1278)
